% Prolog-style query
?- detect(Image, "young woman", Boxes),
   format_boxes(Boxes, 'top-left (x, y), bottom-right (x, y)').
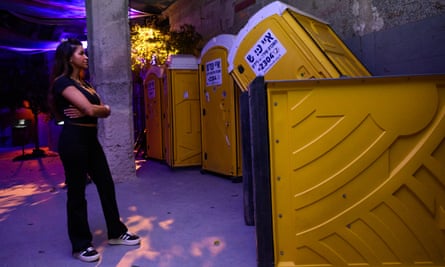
top-left (49, 38), bottom-right (140, 262)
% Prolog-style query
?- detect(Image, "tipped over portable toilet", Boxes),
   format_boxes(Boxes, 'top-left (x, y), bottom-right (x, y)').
top-left (162, 55), bottom-right (201, 168)
top-left (228, 0), bottom-right (371, 91)
top-left (199, 34), bottom-right (242, 178)
top-left (143, 65), bottom-right (164, 160)
top-left (247, 74), bottom-right (445, 267)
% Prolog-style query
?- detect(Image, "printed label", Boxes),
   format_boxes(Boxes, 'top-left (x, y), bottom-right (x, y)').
top-left (245, 30), bottom-right (287, 75)
top-left (205, 58), bottom-right (223, 86)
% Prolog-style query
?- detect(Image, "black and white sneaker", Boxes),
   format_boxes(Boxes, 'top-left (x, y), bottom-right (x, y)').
top-left (109, 232), bottom-right (141, 246)
top-left (73, 246), bottom-right (100, 262)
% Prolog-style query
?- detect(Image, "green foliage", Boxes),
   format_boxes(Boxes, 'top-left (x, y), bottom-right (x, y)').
top-left (168, 24), bottom-right (203, 56)
top-left (130, 17), bottom-right (202, 69)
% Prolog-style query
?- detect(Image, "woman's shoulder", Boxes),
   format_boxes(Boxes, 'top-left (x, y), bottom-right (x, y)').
top-left (53, 75), bottom-right (74, 91)
top-left (54, 75), bottom-right (72, 84)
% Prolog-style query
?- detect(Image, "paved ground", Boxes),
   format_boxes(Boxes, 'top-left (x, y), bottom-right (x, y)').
top-left (0, 146), bottom-right (257, 267)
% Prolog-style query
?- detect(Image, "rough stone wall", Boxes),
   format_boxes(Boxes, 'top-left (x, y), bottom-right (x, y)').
top-left (164, 0), bottom-right (235, 39)
top-left (281, 0), bottom-right (445, 39)
top-left (347, 13), bottom-right (445, 75)
top-left (164, 0), bottom-right (445, 75)
top-left (165, 0), bottom-right (445, 40)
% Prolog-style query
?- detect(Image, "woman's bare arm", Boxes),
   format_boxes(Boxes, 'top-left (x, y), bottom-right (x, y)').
top-left (61, 86), bottom-right (110, 118)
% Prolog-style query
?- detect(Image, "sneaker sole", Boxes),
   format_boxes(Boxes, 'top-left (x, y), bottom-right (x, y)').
top-left (73, 253), bottom-right (100, 262)
top-left (108, 239), bottom-right (140, 246)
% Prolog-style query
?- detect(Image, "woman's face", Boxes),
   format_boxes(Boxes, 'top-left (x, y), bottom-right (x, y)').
top-left (70, 45), bottom-right (88, 70)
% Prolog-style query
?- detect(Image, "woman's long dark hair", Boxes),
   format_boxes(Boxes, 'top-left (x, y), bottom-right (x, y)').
top-left (48, 38), bottom-right (83, 122)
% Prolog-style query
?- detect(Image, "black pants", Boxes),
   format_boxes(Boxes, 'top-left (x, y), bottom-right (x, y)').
top-left (58, 124), bottom-right (127, 253)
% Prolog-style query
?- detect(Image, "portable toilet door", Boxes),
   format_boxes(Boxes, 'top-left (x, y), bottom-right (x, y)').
top-left (163, 55), bottom-right (201, 168)
top-left (143, 65), bottom-right (164, 160)
top-left (199, 34), bottom-right (242, 178)
top-left (228, 0), bottom-right (371, 91)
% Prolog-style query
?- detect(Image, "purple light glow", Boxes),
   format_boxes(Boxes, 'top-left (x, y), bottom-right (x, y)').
top-left (0, 28), bottom-right (59, 54)
top-left (0, 0), bottom-right (150, 53)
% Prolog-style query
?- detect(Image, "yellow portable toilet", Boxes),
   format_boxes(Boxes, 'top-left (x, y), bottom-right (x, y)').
top-left (143, 65), bottom-right (164, 160)
top-left (247, 74), bottom-right (445, 267)
top-left (228, 1), bottom-right (371, 91)
top-left (163, 55), bottom-right (201, 167)
top-left (199, 34), bottom-right (242, 178)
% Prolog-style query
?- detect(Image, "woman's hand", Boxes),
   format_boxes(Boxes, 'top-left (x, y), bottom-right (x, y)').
top-left (64, 106), bottom-right (85, 119)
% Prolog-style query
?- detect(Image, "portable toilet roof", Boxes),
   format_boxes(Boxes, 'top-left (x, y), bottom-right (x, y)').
top-left (144, 65), bottom-right (164, 80)
top-left (199, 34), bottom-right (236, 64)
top-left (166, 54), bottom-right (198, 70)
top-left (228, 0), bottom-right (370, 91)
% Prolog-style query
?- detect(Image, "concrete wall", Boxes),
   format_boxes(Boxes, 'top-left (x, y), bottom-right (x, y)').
top-left (346, 13), bottom-right (445, 75)
top-left (86, 0), bottom-right (136, 181)
top-left (164, 0), bottom-right (445, 76)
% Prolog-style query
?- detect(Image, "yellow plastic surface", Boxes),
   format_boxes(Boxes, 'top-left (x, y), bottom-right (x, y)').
top-left (163, 55), bottom-right (201, 167)
top-left (199, 34), bottom-right (242, 177)
top-left (228, 1), bottom-right (370, 92)
top-left (144, 65), bottom-right (164, 160)
top-left (266, 75), bottom-right (445, 266)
